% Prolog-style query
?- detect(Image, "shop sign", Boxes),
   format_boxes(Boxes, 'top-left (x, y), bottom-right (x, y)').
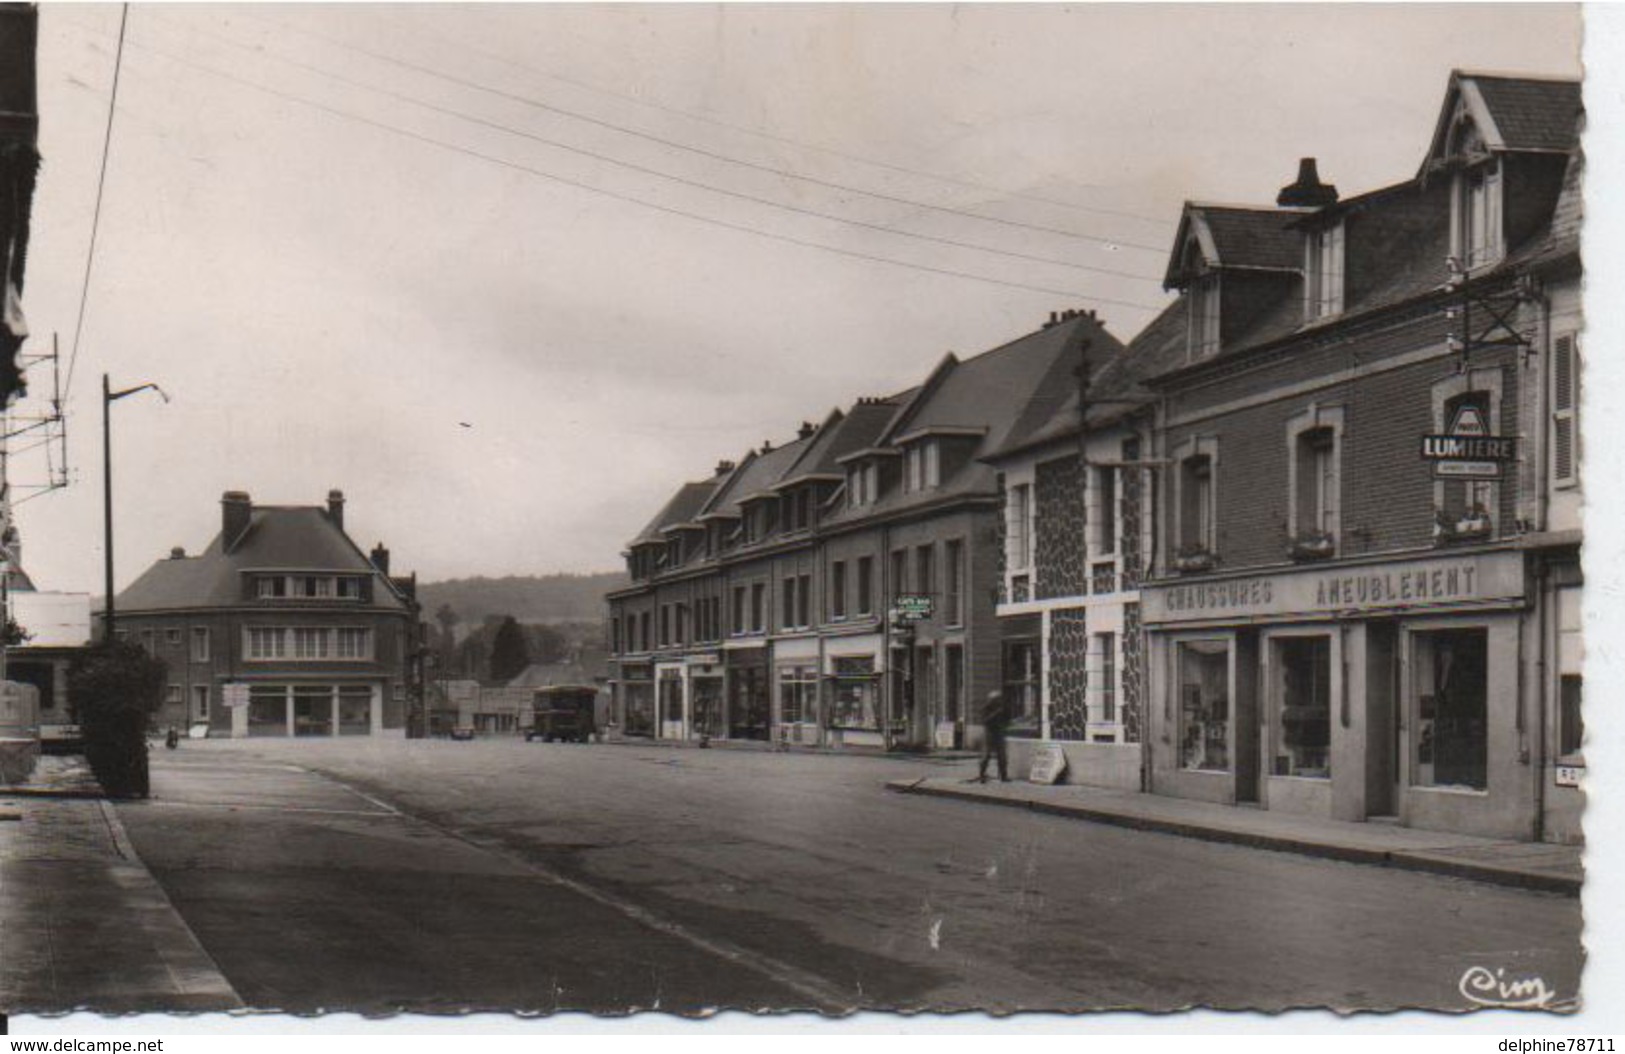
top-left (892, 595), bottom-right (934, 621)
top-left (1028, 743), bottom-right (1068, 785)
top-left (1555, 763), bottom-right (1584, 788)
top-left (1143, 551), bottom-right (1524, 625)
top-left (1421, 405), bottom-right (1514, 480)
top-left (684, 653), bottom-right (722, 667)
top-left (222, 683), bottom-right (251, 709)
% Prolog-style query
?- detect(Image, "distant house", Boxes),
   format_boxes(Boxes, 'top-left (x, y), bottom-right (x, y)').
top-left (4, 526), bottom-right (94, 732)
top-left (114, 490), bottom-right (420, 737)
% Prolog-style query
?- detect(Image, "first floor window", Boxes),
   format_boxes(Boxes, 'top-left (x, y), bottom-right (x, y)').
top-left (732, 586), bottom-right (747, 634)
top-left (751, 584), bottom-right (765, 632)
top-left (165, 684), bottom-right (183, 710)
top-left (191, 627), bottom-right (211, 662)
top-left (830, 561), bottom-right (847, 620)
top-left (293, 627), bottom-right (330, 659)
top-left (1179, 453), bottom-right (1214, 554)
top-left (778, 665), bottom-right (817, 725)
top-left (1178, 639), bottom-right (1230, 772)
top-left (1273, 636), bottom-right (1331, 778)
top-left (336, 628), bottom-right (372, 659)
top-left (856, 557), bottom-right (874, 616)
top-left (1413, 628), bottom-right (1488, 791)
top-left (247, 627), bottom-right (286, 660)
top-left (1002, 641), bottom-right (1041, 738)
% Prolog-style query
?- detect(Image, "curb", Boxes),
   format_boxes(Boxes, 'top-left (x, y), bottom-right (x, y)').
top-left (886, 779), bottom-right (1580, 897)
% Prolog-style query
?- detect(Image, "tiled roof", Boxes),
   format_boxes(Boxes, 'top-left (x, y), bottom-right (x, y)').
top-left (1200, 206), bottom-right (1306, 271)
top-left (794, 399), bottom-right (901, 476)
top-left (629, 479), bottom-right (720, 544)
top-left (116, 507), bottom-right (410, 613)
top-left (1469, 73), bottom-right (1582, 154)
top-left (700, 435), bottom-right (814, 520)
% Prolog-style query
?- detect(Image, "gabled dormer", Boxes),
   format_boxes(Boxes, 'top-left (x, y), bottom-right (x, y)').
top-left (1164, 201), bottom-right (1307, 362)
top-left (1421, 71), bottom-right (1580, 275)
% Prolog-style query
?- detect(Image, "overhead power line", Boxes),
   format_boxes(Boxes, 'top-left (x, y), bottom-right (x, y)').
top-left (63, 2), bottom-right (130, 405)
top-left (237, 8), bottom-right (1175, 252)
top-left (74, 20), bottom-right (1170, 315)
top-left (144, 11), bottom-right (1165, 287)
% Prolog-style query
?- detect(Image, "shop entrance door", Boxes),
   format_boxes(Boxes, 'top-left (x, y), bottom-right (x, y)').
top-left (1233, 630), bottom-right (1261, 803)
top-left (1365, 622), bottom-right (1400, 817)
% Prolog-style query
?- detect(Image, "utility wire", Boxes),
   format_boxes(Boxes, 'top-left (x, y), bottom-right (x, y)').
top-left (62, 2), bottom-right (129, 404)
top-left (147, 14), bottom-right (1165, 287)
top-left (83, 23), bottom-right (1171, 314)
top-left (358, 10), bottom-right (1177, 229)
top-left (236, 8), bottom-right (1174, 251)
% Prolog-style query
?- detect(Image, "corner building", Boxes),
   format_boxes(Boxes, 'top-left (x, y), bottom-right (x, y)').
top-left (1137, 72), bottom-right (1583, 843)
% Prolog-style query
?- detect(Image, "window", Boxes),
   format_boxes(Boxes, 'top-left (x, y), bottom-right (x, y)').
top-left (246, 626), bottom-right (370, 661)
top-left (782, 577), bottom-right (797, 630)
top-left (751, 583), bottom-right (765, 633)
top-left (1305, 222), bottom-right (1345, 320)
top-left (141, 629), bottom-right (155, 654)
top-left (335, 628), bottom-right (371, 659)
top-left (945, 645), bottom-right (964, 724)
top-left (247, 627), bottom-right (286, 660)
top-left (191, 627), bottom-right (210, 662)
top-left (1413, 628), bottom-right (1488, 790)
top-left (293, 627), bottom-right (329, 659)
top-left (1189, 274), bottom-right (1220, 359)
top-left (830, 561), bottom-right (847, 620)
top-left (639, 612), bottom-right (651, 651)
top-left (1559, 675), bottom-right (1583, 757)
top-left (1096, 466), bottom-right (1118, 555)
top-left (889, 549), bottom-right (908, 601)
top-left (165, 628), bottom-right (182, 647)
top-left (1458, 161), bottom-right (1503, 270)
top-left (944, 540), bottom-right (964, 626)
top-left (797, 573), bottom-right (811, 629)
top-left (830, 655), bottom-right (878, 730)
top-left (612, 619), bottom-right (623, 654)
top-left (1009, 484), bottom-right (1032, 569)
top-left (904, 441), bottom-right (940, 493)
top-left (165, 684), bottom-right (183, 710)
top-left (192, 685), bottom-right (210, 721)
top-left (1552, 334), bottom-right (1579, 487)
top-left (659, 668), bottom-right (683, 725)
top-left (856, 557), bottom-right (874, 616)
top-left (732, 586), bottom-right (746, 635)
top-left (1178, 452), bottom-right (1215, 556)
top-left (848, 465), bottom-right (865, 507)
top-left (1289, 420), bottom-right (1340, 546)
top-left (915, 545), bottom-right (935, 608)
top-left (779, 665), bottom-right (817, 725)
top-left (675, 603), bottom-right (688, 645)
top-left (1002, 641), bottom-right (1041, 738)
top-left (1096, 632), bottom-right (1117, 724)
top-left (1272, 636), bottom-right (1331, 778)
top-left (1178, 639), bottom-right (1230, 772)
top-left (659, 606), bottom-right (671, 647)
top-left (1441, 391), bottom-right (1494, 526)
top-left (257, 577), bottom-right (286, 599)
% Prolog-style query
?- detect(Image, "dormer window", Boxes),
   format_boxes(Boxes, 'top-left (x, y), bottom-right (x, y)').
top-left (1189, 274), bottom-right (1220, 359)
top-left (847, 461), bottom-right (879, 508)
top-left (1458, 160), bottom-right (1503, 270)
top-left (1304, 222), bottom-right (1345, 321)
top-left (903, 441), bottom-right (940, 493)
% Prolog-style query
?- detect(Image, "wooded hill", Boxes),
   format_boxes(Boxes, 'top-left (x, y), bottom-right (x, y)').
top-left (416, 572), bottom-right (626, 634)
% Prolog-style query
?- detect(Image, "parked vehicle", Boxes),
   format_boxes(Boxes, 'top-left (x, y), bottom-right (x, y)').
top-left (449, 726), bottom-right (476, 741)
top-left (525, 685), bottom-right (598, 743)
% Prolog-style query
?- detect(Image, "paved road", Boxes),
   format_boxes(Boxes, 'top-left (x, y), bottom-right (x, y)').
top-left (116, 738), bottom-right (1584, 1015)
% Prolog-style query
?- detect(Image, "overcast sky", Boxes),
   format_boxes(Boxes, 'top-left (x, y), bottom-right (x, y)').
top-left (7, 3), bottom-right (1585, 594)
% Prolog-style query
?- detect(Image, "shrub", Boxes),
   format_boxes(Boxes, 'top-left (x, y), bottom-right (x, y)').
top-left (67, 641), bottom-right (168, 799)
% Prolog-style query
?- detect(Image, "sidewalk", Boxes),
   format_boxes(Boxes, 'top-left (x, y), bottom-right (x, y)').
top-left (602, 734), bottom-right (983, 763)
top-left (887, 775), bottom-right (1583, 896)
top-left (0, 757), bottom-right (243, 1014)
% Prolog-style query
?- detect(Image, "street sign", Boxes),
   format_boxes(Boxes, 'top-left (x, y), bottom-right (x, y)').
top-left (222, 683), bottom-right (250, 709)
top-left (1555, 763), bottom-right (1584, 788)
top-left (891, 595), bottom-right (934, 621)
top-left (1028, 743), bottom-right (1068, 785)
top-left (1421, 404), bottom-right (1515, 479)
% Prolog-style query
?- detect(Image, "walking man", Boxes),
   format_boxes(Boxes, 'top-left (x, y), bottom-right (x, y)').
top-left (978, 689), bottom-right (1011, 783)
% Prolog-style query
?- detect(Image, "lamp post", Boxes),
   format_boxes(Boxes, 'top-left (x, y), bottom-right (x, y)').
top-left (102, 373), bottom-right (167, 645)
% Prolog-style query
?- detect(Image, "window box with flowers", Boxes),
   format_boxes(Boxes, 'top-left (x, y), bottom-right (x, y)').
top-left (1173, 544), bottom-right (1216, 573)
top-left (1287, 529), bottom-right (1336, 562)
top-left (1433, 504), bottom-right (1493, 545)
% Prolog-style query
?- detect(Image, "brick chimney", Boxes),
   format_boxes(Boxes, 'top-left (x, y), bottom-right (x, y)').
top-left (797, 421), bottom-right (815, 440)
top-left (170, 546), bottom-right (186, 560)
top-left (714, 459), bottom-right (736, 477)
top-left (326, 489), bottom-right (346, 530)
top-left (370, 543), bottom-right (390, 576)
top-left (221, 491), bottom-right (252, 549)
top-left (1277, 158), bottom-right (1339, 208)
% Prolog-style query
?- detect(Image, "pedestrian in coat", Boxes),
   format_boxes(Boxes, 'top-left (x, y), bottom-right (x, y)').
top-left (978, 689), bottom-right (1011, 783)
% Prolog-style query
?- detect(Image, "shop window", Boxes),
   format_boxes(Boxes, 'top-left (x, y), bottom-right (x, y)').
top-left (293, 685), bottom-right (332, 736)
top-left (1002, 640), bottom-right (1041, 738)
top-left (830, 656), bottom-right (879, 730)
top-left (338, 686), bottom-right (372, 736)
top-left (248, 685), bottom-right (288, 737)
top-left (622, 671), bottom-right (654, 738)
top-left (658, 669), bottom-right (684, 725)
top-left (1178, 639), bottom-right (1230, 772)
top-left (779, 665), bottom-right (817, 725)
top-left (691, 676), bottom-right (723, 736)
top-left (1413, 628), bottom-right (1488, 791)
top-left (1551, 334), bottom-right (1579, 488)
top-left (1272, 637), bottom-right (1331, 778)
top-left (1559, 676), bottom-right (1583, 758)
top-left (728, 666), bottom-right (769, 740)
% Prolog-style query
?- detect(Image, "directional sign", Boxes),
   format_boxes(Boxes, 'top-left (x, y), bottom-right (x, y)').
top-left (891, 595), bottom-right (934, 621)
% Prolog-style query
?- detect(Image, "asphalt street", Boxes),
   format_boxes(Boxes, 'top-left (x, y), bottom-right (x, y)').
top-left (114, 738), bottom-right (1584, 1015)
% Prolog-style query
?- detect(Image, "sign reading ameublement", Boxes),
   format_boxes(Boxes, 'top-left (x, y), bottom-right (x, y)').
top-left (1141, 551), bottom-right (1524, 625)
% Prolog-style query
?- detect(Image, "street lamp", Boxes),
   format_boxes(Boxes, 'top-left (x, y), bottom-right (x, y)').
top-left (102, 373), bottom-right (167, 645)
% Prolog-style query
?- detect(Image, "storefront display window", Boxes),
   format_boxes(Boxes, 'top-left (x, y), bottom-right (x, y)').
top-left (691, 676), bottom-right (723, 736)
top-left (338, 686), bottom-right (372, 735)
top-left (1413, 628), bottom-right (1488, 790)
top-left (622, 668), bottom-right (654, 738)
top-left (1178, 639), bottom-right (1230, 771)
top-left (658, 668), bottom-right (684, 725)
top-left (728, 665), bottom-right (769, 740)
top-left (830, 656), bottom-right (879, 730)
top-left (779, 665), bottom-right (817, 725)
top-left (248, 685), bottom-right (287, 737)
top-left (1272, 636), bottom-right (1330, 778)
top-left (1003, 640), bottom-right (1041, 738)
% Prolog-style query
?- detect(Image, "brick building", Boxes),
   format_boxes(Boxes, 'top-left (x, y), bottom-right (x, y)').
top-left (608, 313), bottom-right (1123, 752)
top-left (1135, 72), bottom-right (1583, 843)
top-left (114, 490), bottom-right (422, 738)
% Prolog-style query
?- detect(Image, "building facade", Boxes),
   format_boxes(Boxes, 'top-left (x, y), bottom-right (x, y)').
top-left (1136, 72), bottom-right (1583, 843)
top-left (608, 313), bottom-right (1124, 753)
top-left (115, 490), bottom-right (422, 738)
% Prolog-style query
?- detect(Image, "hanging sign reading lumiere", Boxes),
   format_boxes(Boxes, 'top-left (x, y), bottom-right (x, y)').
top-left (1420, 404), bottom-right (1517, 479)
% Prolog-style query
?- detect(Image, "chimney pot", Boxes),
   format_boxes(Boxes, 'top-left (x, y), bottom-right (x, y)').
top-left (370, 543), bottom-right (390, 576)
top-left (221, 491), bottom-right (252, 548)
top-left (170, 546), bottom-right (186, 560)
top-left (327, 489), bottom-right (346, 530)
top-left (1277, 157), bottom-right (1339, 208)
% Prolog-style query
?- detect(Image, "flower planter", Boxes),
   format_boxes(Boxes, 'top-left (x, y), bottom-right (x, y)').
top-left (1287, 533), bottom-right (1336, 561)
top-left (1173, 550), bottom-right (1215, 573)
